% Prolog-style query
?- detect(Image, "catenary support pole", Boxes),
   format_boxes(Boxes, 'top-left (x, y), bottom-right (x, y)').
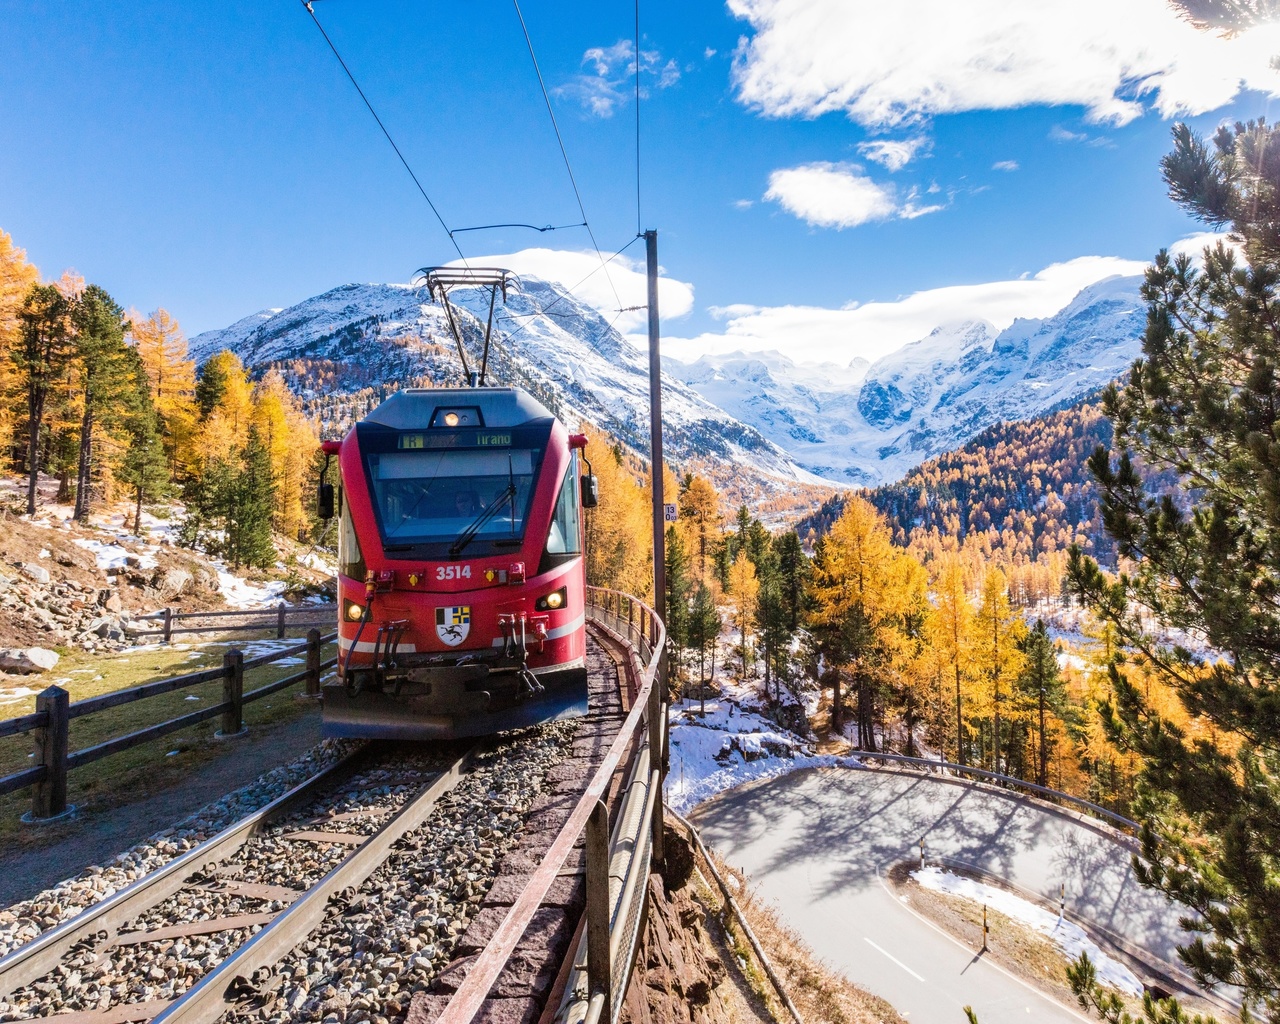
top-left (645, 229), bottom-right (666, 623)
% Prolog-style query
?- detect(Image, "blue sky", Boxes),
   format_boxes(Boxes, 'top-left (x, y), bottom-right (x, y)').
top-left (3, 0), bottom-right (1280, 365)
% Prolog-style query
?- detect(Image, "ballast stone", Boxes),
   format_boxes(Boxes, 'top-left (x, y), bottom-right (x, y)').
top-left (0, 647), bottom-right (60, 674)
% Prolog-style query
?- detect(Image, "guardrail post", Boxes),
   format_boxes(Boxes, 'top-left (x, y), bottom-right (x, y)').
top-left (162, 606), bottom-right (173, 643)
top-left (219, 650), bottom-right (245, 738)
top-left (30, 685), bottom-right (69, 821)
top-left (586, 798), bottom-right (612, 1012)
top-left (305, 628), bottom-right (322, 697)
top-left (277, 602), bottom-right (286, 639)
top-left (648, 680), bottom-right (665, 870)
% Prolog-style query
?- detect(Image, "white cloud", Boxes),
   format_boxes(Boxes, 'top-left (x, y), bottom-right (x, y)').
top-left (857, 137), bottom-right (930, 171)
top-left (764, 162), bottom-right (946, 228)
top-left (993, 159), bottom-right (1020, 171)
top-left (728, 0), bottom-right (1280, 128)
top-left (661, 252), bottom-right (1165, 365)
top-left (446, 247), bottom-right (694, 336)
top-left (733, 198), bottom-right (755, 209)
top-left (557, 40), bottom-right (680, 117)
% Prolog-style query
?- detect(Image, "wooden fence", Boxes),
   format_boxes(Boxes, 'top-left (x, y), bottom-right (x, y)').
top-left (132, 603), bottom-right (334, 642)
top-left (0, 629), bottom-right (338, 823)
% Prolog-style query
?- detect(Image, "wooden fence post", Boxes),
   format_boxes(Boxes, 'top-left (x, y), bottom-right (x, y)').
top-left (305, 628), bottom-right (321, 697)
top-left (277, 602), bottom-right (286, 639)
top-left (30, 685), bottom-right (70, 821)
top-left (220, 650), bottom-right (245, 738)
top-left (585, 798), bottom-right (612, 1011)
top-left (162, 607), bottom-right (173, 643)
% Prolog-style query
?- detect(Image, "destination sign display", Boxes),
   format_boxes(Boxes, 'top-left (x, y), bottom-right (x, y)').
top-left (398, 431), bottom-right (513, 450)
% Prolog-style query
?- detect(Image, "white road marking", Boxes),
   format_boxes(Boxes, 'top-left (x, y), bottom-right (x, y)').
top-left (863, 937), bottom-right (926, 982)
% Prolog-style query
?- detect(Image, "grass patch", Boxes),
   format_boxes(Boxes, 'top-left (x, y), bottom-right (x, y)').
top-left (0, 632), bottom-right (335, 846)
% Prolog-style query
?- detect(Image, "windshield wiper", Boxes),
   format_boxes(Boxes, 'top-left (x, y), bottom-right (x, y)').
top-left (449, 483), bottom-right (518, 557)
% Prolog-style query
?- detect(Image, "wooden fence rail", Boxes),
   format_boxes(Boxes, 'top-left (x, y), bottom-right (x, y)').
top-left (132, 603), bottom-right (334, 642)
top-left (0, 629), bottom-right (338, 822)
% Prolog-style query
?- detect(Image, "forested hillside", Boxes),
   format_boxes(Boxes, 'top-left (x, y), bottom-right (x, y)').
top-left (797, 397), bottom-right (1125, 602)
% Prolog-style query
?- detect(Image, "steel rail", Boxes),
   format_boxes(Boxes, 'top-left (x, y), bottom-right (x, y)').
top-left (0, 747), bottom-right (367, 1001)
top-left (150, 746), bottom-right (477, 1024)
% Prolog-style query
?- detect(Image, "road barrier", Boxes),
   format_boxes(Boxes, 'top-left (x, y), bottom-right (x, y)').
top-left (0, 629), bottom-right (337, 822)
top-left (436, 586), bottom-right (668, 1024)
top-left (837, 749), bottom-right (1138, 831)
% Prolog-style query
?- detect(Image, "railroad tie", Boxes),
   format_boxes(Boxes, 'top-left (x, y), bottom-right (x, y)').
top-left (279, 829), bottom-right (366, 845)
top-left (110, 913), bottom-right (277, 946)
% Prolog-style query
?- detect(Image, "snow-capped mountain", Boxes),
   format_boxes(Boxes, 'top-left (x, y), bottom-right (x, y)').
top-left (190, 277), bottom-right (829, 503)
top-left (667, 274), bottom-right (1146, 486)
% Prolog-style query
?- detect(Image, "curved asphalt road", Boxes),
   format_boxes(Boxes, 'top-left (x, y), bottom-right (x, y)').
top-left (691, 767), bottom-right (1194, 1024)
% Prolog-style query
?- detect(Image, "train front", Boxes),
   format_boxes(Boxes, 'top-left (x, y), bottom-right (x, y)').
top-left (320, 387), bottom-right (591, 740)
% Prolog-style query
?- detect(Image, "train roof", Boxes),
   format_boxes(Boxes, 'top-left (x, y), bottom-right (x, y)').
top-left (363, 387), bottom-right (556, 431)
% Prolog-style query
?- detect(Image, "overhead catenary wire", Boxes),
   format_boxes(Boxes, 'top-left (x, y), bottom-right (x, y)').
top-left (510, 0), bottom-right (626, 315)
top-left (634, 0), bottom-right (643, 236)
top-left (300, 0), bottom-right (468, 266)
top-left (498, 234), bottom-right (644, 344)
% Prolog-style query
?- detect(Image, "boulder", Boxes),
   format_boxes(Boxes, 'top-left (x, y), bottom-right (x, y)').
top-left (0, 648), bottom-right (60, 674)
top-left (151, 567), bottom-right (193, 600)
top-left (21, 563), bottom-right (50, 585)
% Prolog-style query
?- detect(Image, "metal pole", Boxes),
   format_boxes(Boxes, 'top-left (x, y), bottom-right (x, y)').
top-left (644, 229), bottom-right (666, 622)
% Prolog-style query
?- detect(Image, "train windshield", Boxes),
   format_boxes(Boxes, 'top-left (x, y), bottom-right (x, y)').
top-left (364, 448), bottom-right (540, 553)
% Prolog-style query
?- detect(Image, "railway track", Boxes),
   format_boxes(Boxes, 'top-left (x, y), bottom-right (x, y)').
top-left (0, 632), bottom-right (629, 1024)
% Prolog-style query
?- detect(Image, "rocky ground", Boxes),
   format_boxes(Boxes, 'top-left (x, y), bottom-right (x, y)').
top-left (0, 474), bottom-right (333, 675)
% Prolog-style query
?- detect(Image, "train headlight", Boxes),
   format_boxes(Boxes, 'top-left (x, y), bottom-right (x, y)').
top-left (536, 588), bottom-right (567, 612)
top-left (345, 600), bottom-right (365, 621)
top-left (443, 412), bottom-right (460, 427)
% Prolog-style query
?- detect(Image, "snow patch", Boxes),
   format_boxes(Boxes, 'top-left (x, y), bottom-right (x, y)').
top-left (73, 538), bottom-right (158, 571)
top-left (911, 866), bottom-right (1143, 996)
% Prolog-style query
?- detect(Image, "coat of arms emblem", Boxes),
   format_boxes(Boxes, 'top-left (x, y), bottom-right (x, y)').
top-left (436, 606), bottom-right (471, 646)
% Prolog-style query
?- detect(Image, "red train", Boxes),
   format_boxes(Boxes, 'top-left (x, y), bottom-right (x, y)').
top-left (316, 386), bottom-right (596, 739)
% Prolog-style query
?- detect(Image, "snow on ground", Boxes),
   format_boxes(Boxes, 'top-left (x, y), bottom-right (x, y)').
top-left (215, 567), bottom-right (286, 609)
top-left (911, 866), bottom-right (1143, 996)
top-left (205, 636), bottom-right (309, 662)
top-left (72, 538), bottom-right (158, 571)
top-left (665, 695), bottom-right (838, 814)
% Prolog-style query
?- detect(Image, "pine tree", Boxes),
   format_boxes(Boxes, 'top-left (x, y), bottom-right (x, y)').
top-left (1015, 619), bottom-right (1069, 787)
top-left (70, 285), bottom-right (132, 520)
top-left (686, 582), bottom-right (721, 715)
top-left (971, 566), bottom-right (1026, 773)
top-left (727, 550), bottom-right (759, 676)
top-left (1067, 119), bottom-right (1280, 1018)
top-left (128, 307), bottom-right (197, 478)
top-left (929, 554), bottom-right (974, 764)
top-left (773, 530), bottom-right (808, 632)
top-left (118, 352), bottom-right (172, 534)
top-left (664, 525), bottom-right (692, 684)
top-left (15, 284), bottom-right (73, 513)
top-left (0, 231), bottom-right (39, 464)
top-left (231, 426), bottom-right (276, 569)
top-left (809, 496), bottom-right (927, 747)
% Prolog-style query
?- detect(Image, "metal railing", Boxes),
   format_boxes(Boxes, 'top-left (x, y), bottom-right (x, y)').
top-left (436, 586), bottom-right (667, 1024)
top-left (0, 629), bottom-right (337, 822)
top-left (835, 749), bottom-right (1138, 831)
top-left (132, 603), bottom-right (334, 641)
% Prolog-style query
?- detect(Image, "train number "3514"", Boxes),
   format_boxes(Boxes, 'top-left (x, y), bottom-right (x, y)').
top-left (436, 565), bottom-right (472, 581)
